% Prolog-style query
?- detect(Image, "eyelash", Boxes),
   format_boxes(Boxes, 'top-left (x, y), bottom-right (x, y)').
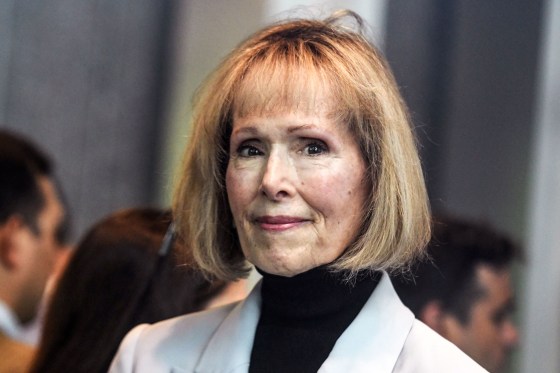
top-left (237, 144), bottom-right (263, 157)
top-left (301, 140), bottom-right (328, 156)
top-left (234, 139), bottom-right (329, 157)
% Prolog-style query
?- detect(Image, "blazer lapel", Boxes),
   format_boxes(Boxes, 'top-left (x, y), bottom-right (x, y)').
top-left (319, 272), bottom-right (414, 373)
top-left (194, 282), bottom-right (262, 373)
top-left (194, 273), bottom-right (413, 373)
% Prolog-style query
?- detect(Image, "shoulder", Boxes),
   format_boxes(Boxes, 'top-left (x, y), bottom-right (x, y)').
top-left (109, 302), bottom-right (238, 373)
top-left (394, 320), bottom-right (488, 372)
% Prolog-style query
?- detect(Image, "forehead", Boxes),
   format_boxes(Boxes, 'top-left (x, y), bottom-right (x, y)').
top-left (232, 61), bottom-right (341, 120)
top-left (474, 265), bottom-right (513, 308)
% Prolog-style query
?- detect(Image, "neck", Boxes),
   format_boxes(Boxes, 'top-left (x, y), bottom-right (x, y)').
top-left (257, 265), bottom-right (380, 320)
top-left (0, 278), bottom-right (19, 318)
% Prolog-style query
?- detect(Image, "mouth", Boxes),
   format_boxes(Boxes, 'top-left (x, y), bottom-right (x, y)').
top-left (254, 215), bottom-right (309, 232)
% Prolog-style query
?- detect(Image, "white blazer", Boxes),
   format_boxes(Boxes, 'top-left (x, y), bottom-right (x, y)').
top-left (109, 273), bottom-right (487, 373)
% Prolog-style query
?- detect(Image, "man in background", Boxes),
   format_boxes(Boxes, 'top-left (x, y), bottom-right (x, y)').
top-left (0, 129), bottom-right (68, 373)
top-left (392, 215), bottom-right (520, 373)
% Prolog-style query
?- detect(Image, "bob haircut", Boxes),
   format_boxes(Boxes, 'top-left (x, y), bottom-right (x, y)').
top-left (173, 10), bottom-right (431, 281)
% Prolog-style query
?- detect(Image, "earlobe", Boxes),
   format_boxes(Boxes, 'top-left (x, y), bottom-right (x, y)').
top-left (0, 216), bottom-right (25, 270)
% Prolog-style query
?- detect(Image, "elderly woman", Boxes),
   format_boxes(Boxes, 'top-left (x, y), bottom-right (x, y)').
top-left (110, 11), bottom-right (486, 373)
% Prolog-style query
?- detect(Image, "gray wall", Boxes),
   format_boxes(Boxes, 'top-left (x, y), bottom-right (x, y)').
top-left (385, 0), bottom-right (543, 240)
top-left (523, 0), bottom-right (560, 371)
top-left (0, 0), bottom-right (173, 238)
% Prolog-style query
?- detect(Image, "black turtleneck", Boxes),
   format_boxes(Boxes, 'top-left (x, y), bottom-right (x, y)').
top-left (249, 266), bottom-right (381, 373)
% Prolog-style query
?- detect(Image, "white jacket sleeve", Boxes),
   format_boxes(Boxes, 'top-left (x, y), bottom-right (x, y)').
top-left (108, 324), bottom-right (149, 373)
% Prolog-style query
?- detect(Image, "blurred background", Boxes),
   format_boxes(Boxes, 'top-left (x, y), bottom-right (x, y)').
top-left (0, 0), bottom-right (558, 372)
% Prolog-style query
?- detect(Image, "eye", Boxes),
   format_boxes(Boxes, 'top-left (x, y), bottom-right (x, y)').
top-left (491, 302), bottom-right (515, 326)
top-left (237, 143), bottom-right (264, 157)
top-left (303, 140), bottom-right (328, 156)
top-left (491, 311), bottom-right (506, 326)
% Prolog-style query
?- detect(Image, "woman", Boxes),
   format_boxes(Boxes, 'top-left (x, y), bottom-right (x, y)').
top-left (110, 11), bottom-right (487, 372)
top-left (29, 208), bottom-right (242, 373)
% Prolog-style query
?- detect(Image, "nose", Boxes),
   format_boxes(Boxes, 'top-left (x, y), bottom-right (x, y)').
top-left (259, 150), bottom-right (296, 201)
top-left (502, 319), bottom-right (519, 348)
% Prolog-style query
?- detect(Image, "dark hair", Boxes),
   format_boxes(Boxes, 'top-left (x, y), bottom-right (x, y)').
top-left (392, 214), bottom-right (520, 324)
top-left (30, 207), bottom-right (228, 373)
top-left (0, 129), bottom-right (53, 234)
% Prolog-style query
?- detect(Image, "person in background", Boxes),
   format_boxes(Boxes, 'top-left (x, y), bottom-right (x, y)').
top-left (0, 129), bottom-right (68, 373)
top-left (29, 207), bottom-right (247, 373)
top-left (110, 10), bottom-right (486, 372)
top-left (392, 214), bottom-right (520, 373)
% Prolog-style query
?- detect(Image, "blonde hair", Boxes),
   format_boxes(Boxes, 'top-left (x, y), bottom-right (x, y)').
top-left (173, 10), bottom-right (431, 281)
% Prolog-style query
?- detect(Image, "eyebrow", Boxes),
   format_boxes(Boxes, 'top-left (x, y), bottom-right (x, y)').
top-left (502, 296), bottom-right (516, 313)
top-left (231, 126), bottom-right (258, 138)
top-left (232, 123), bottom-right (321, 136)
top-left (492, 295), bottom-right (516, 318)
top-left (287, 123), bottom-right (318, 134)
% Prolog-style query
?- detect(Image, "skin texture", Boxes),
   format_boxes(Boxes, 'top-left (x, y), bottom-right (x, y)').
top-left (226, 107), bottom-right (368, 277)
top-left (441, 265), bottom-right (519, 372)
top-left (15, 177), bottom-right (64, 323)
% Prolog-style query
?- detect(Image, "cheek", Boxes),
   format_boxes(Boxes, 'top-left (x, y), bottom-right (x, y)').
top-left (300, 166), bottom-right (366, 217)
top-left (226, 166), bottom-right (256, 214)
top-left (225, 169), bottom-right (240, 212)
top-left (470, 308), bottom-right (497, 341)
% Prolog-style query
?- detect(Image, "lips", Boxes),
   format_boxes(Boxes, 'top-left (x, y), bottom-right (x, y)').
top-left (255, 215), bottom-right (309, 231)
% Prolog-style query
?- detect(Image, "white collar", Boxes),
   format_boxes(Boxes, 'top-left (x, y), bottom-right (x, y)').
top-left (193, 272), bottom-right (414, 373)
top-left (0, 299), bottom-right (24, 340)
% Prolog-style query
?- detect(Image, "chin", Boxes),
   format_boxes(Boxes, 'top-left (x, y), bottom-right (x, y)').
top-left (261, 263), bottom-right (304, 277)
top-left (254, 256), bottom-right (316, 277)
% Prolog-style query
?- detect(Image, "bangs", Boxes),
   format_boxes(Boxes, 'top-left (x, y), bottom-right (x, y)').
top-left (233, 54), bottom-right (340, 118)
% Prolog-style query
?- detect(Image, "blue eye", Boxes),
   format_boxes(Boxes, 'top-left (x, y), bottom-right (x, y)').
top-left (238, 145), bottom-right (263, 157)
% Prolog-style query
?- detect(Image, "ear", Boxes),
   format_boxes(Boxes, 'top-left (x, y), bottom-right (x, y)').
top-left (419, 300), bottom-right (446, 333)
top-left (0, 216), bottom-right (25, 270)
top-left (421, 301), bottom-right (467, 343)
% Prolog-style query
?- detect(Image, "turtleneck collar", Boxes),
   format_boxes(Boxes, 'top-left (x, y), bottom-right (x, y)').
top-left (249, 266), bottom-right (381, 373)
top-left (256, 265), bottom-right (381, 322)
